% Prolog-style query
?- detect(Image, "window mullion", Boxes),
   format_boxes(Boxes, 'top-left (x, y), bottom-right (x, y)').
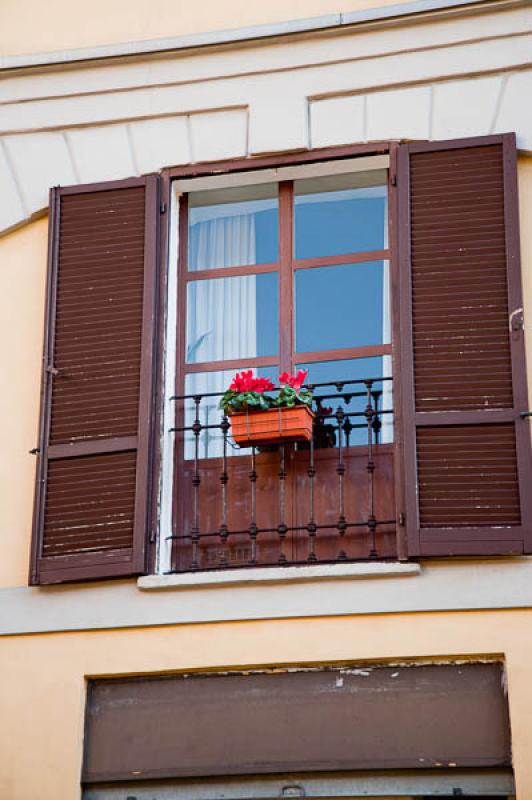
top-left (278, 180), bottom-right (294, 375)
top-left (175, 193), bottom-right (188, 396)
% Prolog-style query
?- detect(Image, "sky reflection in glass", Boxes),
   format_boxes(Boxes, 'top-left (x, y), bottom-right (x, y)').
top-left (299, 357), bottom-right (393, 446)
top-left (295, 261), bottom-right (389, 354)
top-left (294, 174), bottom-right (387, 260)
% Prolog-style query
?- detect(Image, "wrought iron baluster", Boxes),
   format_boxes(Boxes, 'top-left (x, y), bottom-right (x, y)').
top-left (191, 395), bottom-right (202, 569)
top-left (248, 445), bottom-right (258, 565)
top-left (307, 433), bottom-right (317, 562)
top-left (342, 390), bottom-right (353, 447)
top-left (336, 406), bottom-right (347, 560)
top-left (278, 444), bottom-right (287, 564)
top-left (343, 415), bottom-right (353, 447)
top-left (168, 374), bottom-right (393, 574)
top-left (364, 380), bottom-right (378, 559)
top-left (219, 414), bottom-right (230, 567)
top-left (371, 388), bottom-right (382, 445)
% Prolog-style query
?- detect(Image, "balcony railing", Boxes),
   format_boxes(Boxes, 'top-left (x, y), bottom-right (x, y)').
top-left (169, 376), bottom-right (396, 572)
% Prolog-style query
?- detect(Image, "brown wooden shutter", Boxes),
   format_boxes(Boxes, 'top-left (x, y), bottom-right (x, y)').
top-left (30, 176), bottom-right (159, 584)
top-left (396, 133), bottom-right (532, 556)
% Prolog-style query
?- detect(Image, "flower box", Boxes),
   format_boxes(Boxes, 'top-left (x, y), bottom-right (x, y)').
top-left (230, 405), bottom-right (315, 447)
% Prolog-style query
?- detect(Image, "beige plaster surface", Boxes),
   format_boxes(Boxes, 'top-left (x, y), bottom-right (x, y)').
top-left (0, 611), bottom-right (530, 798)
top-left (0, 0), bottom-right (402, 59)
top-left (0, 219), bottom-right (47, 588)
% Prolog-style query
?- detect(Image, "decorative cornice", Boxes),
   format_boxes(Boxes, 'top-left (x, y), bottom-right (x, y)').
top-left (0, 4), bottom-right (530, 237)
top-left (0, 0), bottom-right (524, 73)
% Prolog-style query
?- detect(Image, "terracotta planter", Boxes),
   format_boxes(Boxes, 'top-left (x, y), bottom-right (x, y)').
top-left (230, 405), bottom-right (315, 447)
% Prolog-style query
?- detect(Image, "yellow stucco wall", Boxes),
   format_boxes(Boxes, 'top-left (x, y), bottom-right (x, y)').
top-left (0, 219), bottom-right (47, 588)
top-left (0, 611), bottom-right (531, 798)
top-left (0, 0), bottom-right (402, 58)
top-left (1, 1), bottom-right (531, 796)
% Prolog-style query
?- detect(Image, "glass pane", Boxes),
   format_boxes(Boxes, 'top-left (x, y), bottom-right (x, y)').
top-left (294, 171), bottom-right (387, 259)
top-left (295, 261), bottom-right (390, 353)
top-left (299, 357), bottom-right (393, 446)
top-left (184, 367), bottom-right (278, 459)
top-left (188, 184), bottom-right (279, 271)
top-left (186, 273), bottom-right (278, 364)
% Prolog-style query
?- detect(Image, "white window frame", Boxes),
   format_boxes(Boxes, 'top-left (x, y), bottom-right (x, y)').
top-left (157, 154), bottom-right (390, 574)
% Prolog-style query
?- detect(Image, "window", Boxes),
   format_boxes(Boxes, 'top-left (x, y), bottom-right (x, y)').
top-left (165, 158), bottom-right (396, 573)
top-left (179, 163), bottom-right (391, 457)
top-left (29, 136), bottom-right (532, 585)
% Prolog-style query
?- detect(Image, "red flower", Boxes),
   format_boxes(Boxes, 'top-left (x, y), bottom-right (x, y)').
top-left (254, 376), bottom-right (275, 393)
top-left (229, 371), bottom-right (274, 393)
top-left (230, 370), bottom-right (252, 391)
top-left (279, 369), bottom-right (308, 391)
top-left (292, 369), bottom-right (308, 390)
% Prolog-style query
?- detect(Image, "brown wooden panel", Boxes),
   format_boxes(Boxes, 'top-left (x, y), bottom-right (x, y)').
top-left (292, 445), bottom-right (396, 561)
top-left (83, 664), bottom-right (511, 783)
top-left (410, 144), bottom-right (511, 414)
top-left (31, 177), bottom-right (159, 584)
top-left (176, 449), bottom-right (285, 570)
top-left (417, 424), bottom-right (521, 528)
top-left (396, 134), bottom-right (532, 556)
top-left (42, 451), bottom-right (137, 557)
top-left (165, 141), bottom-right (391, 180)
top-left (174, 444), bottom-right (396, 570)
top-left (50, 187), bottom-right (145, 445)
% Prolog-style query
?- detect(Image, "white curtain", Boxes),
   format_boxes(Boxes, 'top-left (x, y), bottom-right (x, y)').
top-left (186, 213), bottom-right (257, 458)
top-left (191, 214), bottom-right (257, 273)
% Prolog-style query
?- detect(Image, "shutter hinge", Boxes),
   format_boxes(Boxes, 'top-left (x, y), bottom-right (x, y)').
top-left (149, 528), bottom-right (157, 544)
top-left (391, 174), bottom-right (397, 187)
top-left (46, 364), bottom-right (59, 376)
top-left (399, 512), bottom-right (405, 526)
top-left (521, 411), bottom-right (532, 419)
top-left (29, 447), bottom-right (40, 455)
top-left (160, 202), bottom-right (167, 214)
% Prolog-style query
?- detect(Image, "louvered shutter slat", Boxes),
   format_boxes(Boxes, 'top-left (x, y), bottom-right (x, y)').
top-left (30, 177), bottom-right (159, 584)
top-left (397, 134), bottom-right (532, 556)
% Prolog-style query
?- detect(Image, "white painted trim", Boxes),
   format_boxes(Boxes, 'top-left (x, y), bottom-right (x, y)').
top-left (0, 138), bottom-right (28, 216)
top-left (139, 561), bottom-right (421, 590)
top-left (173, 155), bottom-right (390, 193)
top-left (0, 0), bottom-right (522, 72)
top-left (1, 7), bottom-right (531, 234)
top-left (156, 188), bottom-right (180, 574)
top-left (161, 157), bottom-right (390, 576)
top-left (3, 558), bottom-right (532, 636)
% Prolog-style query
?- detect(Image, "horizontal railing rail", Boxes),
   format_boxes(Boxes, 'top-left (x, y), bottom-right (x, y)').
top-left (168, 376), bottom-right (395, 571)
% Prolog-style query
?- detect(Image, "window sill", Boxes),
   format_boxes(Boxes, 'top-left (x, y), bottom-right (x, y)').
top-left (137, 561), bottom-right (421, 591)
